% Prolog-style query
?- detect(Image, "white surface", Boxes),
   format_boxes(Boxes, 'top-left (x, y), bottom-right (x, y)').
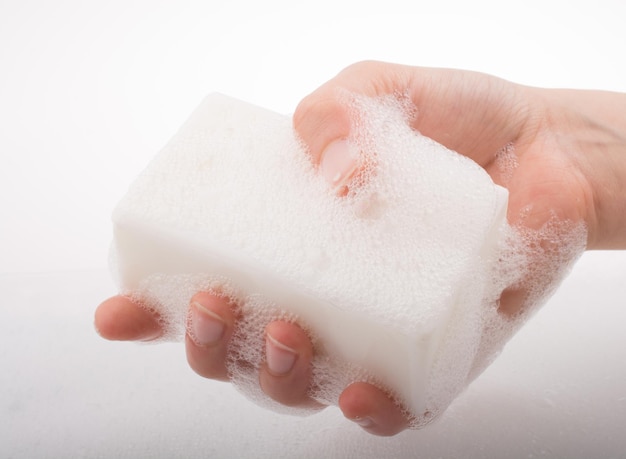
top-left (1, 1), bottom-right (625, 457)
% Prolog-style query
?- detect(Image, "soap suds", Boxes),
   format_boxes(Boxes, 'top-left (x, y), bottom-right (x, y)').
top-left (494, 142), bottom-right (519, 186)
top-left (112, 93), bottom-right (587, 428)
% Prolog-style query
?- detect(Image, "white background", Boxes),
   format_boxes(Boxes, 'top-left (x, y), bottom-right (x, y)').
top-left (1, 1), bottom-right (625, 458)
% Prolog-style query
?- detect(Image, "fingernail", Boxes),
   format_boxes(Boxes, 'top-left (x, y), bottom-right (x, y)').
top-left (188, 301), bottom-right (225, 346)
top-left (351, 416), bottom-right (375, 429)
top-left (265, 333), bottom-right (297, 375)
top-left (320, 139), bottom-right (359, 191)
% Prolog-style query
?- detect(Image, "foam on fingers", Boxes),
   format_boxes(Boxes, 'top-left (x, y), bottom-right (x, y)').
top-left (110, 93), bottom-right (586, 427)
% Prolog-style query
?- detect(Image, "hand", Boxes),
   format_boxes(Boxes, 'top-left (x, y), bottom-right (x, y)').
top-left (96, 61), bottom-right (626, 437)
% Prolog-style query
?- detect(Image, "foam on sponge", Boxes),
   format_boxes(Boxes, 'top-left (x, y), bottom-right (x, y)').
top-left (111, 93), bottom-right (586, 427)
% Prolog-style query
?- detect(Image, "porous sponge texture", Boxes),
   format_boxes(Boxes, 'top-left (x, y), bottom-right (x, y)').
top-left (111, 93), bottom-right (586, 427)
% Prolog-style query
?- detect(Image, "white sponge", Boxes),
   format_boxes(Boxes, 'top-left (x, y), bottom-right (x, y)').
top-left (110, 93), bottom-right (583, 427)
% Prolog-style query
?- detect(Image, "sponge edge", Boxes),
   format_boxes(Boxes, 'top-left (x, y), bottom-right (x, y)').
top-left (110, 93), bottom-right (579, 427)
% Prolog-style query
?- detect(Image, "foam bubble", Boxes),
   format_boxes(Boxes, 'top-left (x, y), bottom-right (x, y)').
top-left (111, 93), bottom-right (587, 427)
top-left (494, 142), bottom-right (519, 186)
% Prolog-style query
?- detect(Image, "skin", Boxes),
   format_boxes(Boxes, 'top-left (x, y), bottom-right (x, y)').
top-left (95, 61), bottom-right (626, 437)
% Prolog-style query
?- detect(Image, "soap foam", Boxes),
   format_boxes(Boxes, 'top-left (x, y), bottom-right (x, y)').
top-left (111, 93), bottom-right (586, 428)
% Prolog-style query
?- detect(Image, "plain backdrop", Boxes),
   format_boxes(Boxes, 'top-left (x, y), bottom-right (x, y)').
top-left (1, 1), bottom-right (625, 458)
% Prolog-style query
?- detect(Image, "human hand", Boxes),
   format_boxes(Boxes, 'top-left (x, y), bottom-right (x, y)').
top-left (96, 61), bottom-right (626, 436)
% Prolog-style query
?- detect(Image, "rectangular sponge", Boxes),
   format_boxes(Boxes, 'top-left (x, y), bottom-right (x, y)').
top-left (111, 93), bottom-right (510, 426)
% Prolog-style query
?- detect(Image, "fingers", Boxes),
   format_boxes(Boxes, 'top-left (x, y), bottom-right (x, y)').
top-left (98, 291), bottom-right (407, 434)
top-left (258, 321), bottom-right (319, 408)
top-left (185, 292), bottom-right (236, 381)
top-left (339, 382), bottom-right (409, 437)
top-left (185, 293), bottom-right (406, 432)
top-left (94, 295), bottom-right (162, 341)
top-left (185, 294), bottom-right (318, 407)
top-left (293, 60), bottom-right (532, 170)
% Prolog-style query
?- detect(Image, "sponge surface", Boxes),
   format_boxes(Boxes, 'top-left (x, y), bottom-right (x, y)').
top-left (111, 93), bottom-right (583, 426)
